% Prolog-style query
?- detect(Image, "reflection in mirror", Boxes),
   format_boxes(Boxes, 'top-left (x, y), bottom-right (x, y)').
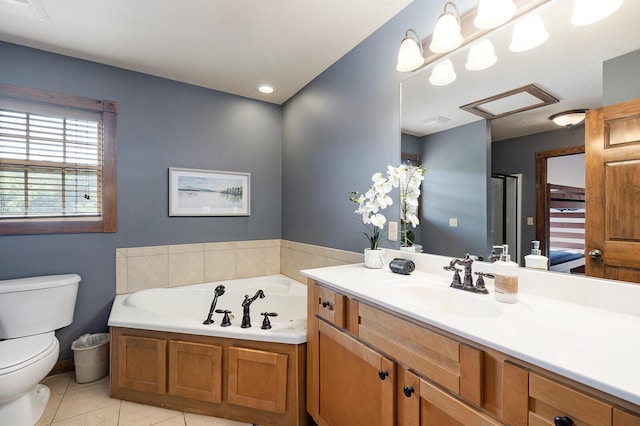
top-left (400, 0), bottom-right (640, 274)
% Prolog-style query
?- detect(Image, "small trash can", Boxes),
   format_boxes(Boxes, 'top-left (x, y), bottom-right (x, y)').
top-left (71, 333), bottom-right (110, 384)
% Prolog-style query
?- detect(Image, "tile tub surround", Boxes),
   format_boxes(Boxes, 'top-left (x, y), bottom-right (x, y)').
top-left (116, 239), bottom-right (363, 294)
top-left (38, 372), bottom-right (252, 426)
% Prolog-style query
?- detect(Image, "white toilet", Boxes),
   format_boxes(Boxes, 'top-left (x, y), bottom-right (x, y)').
top-left (0, 274), bottom-right (80, 426)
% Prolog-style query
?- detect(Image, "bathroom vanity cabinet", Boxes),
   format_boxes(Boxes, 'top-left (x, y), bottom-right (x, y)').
top-left (307, 280), bottom-right (640, 426)
top-left (110, 327), bottom-right (309, 426)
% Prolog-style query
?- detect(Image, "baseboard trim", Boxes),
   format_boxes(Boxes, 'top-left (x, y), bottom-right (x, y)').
top-left (49, 359), bottom-right (74, 376)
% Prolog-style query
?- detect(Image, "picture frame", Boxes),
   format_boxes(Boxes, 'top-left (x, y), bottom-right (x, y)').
top-left (169, 167), bottom-right (250, 216)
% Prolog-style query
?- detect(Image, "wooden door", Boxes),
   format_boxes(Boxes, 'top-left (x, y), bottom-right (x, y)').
top-left (227, 346), bottom-right (288, 414)
top-left (117, 334), bottom-right (166, 394)
top-left (317, 320), bottom-right (395, 426)
top-left (585, 98), bottom-right (640, 282)
top-left (168, 340), bottom-right (222, 403)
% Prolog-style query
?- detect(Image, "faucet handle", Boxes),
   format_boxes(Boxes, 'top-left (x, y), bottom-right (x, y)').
top-left (443, 266), bottom-right (463, 289)
top-left (215, 309), bottom-right (232, 327)
top-left (260, 312), bottom-right (278, 330)
top-left (473, 272), bottom-right (493, 294)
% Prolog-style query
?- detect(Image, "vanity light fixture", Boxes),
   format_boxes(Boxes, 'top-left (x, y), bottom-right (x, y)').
top-left (429, 2), bottom-right (464, 54)
top-left (474, 0), bottom-right (516, 30)
top-left (256, 84), bottom-right (275, 94)
top-left (549, 109), bottom-right (587, 128)
top-left (429, 59), bottom-right (457, 86)
top-left (465, 39), bottom-right (497, 71)
top-left (509, 14), bottom-right (548, 52)
top-left (396, 29), bottom-right (425, 72)
top-left (571, 0), bottom-right (623, 26)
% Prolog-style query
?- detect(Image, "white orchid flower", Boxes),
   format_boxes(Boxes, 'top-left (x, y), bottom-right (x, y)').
top-left (370, 213), bottom-right (386, 228)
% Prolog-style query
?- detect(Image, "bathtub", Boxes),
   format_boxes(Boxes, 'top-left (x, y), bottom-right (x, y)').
top-left (108, 275), bottom-right (307, 344)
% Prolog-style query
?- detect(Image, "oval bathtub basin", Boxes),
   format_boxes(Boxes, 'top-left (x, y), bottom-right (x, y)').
top-left (109, 275), bottom-right (307, 344)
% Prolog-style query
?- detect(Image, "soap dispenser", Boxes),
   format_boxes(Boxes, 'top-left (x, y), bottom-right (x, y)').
top-left (493, 244), bottom-right (519, 304)
top-left (525, 240), bottom-right (549, 271)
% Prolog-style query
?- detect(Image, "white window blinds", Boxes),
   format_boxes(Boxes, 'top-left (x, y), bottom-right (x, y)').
top-left (0, 100), bottom-right (103, 219)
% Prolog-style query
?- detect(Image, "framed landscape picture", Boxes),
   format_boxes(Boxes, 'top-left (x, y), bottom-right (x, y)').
top-left (169, 167), bottom-right (250, 216)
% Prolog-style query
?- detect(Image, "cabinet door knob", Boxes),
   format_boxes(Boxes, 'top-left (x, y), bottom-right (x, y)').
top-left (554, 416), bottom-right (573, 426)
top-left (403, 386), bottom-right (415, 397)
top-left (321, 300), bottom-right (330, 308)
top-left (378, 370), bottom-right (389, 380)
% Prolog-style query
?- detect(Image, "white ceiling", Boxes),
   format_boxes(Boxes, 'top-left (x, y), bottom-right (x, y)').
top-left (401, 0), bottom-right (640, 141)
top-left (0, 0), bottom-right (413, 105)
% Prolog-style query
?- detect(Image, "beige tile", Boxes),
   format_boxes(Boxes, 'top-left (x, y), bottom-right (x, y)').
top-left (204, 250), bottom-right (237, 282)
top-left (184, 413), bottom-right (251, 426)
top-left (169, 251), bottom-right (205, 287)
top-left (264, 246), bottom-right (280, 275)
top-left (51, 404), bottom-right (120, 426)
top-left (36, 391), bottom-right (63, 426)
top-left (235, 248), bottom-right (265, 278)
top-left (116, 248), bottom-right (128, 258)
top-left (204, 241), bottom-right (238, 251)
top-left (127, 254), bottom-right (169, 292)
top-left (53, 379), bottom-right (119, 422)
top-left (235, 240), bottom-right (265, 249)
top-left (66, 374), bottom-right (110, 392)
top-left (118, 400), bottom-right (183, 426)
top-left (116, 257), bottom-right (128, 295)
top-left (154, 414), bottom-right (186, 425)
top-left (168, 243), bottom-right (205, 254)
top-left (127, 245), bottom-right (168, 257)
top-left (263, 239), bottom-right (281, 247)
top-left (41, 371), bottom-right (72, 396)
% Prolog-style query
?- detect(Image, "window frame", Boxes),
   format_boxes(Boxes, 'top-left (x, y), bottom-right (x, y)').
top-left (0, 83), bottom-right (117, 235)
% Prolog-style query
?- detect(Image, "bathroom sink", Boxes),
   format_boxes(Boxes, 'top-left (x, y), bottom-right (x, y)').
top-left (395, 285), bottom-right (502, 318)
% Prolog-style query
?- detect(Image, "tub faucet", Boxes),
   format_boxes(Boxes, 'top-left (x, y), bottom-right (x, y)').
top-left (203, 285), bottom-right (226, 325)
top-left (241, 289), bottom-right (265, 328)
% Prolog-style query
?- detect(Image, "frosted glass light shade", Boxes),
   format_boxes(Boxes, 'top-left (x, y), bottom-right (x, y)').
top-left (429, 59), bottom-right (457, 86)
top-left (509, 15), bottom-right (548, 52)
top-left (429, 11), bottom-right (463, 53)
top-left (550, 110), bottom-right (587, 127)
top-left (465, 39), bottom-right (497, 71)
top-left (396, 36), bottom-right (425, 72)
top-left (571, 0), bottom-right (623, 26)
top-left (474, 0), bottom-right (516, 29)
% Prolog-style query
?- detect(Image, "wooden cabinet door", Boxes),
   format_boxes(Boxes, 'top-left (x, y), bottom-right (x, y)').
top-left (227, 346), bottom-right (288, 414)
top-left (418, 379), bottom-right (502, 426)
top-left (614, 408), bottom-right (640, 426)
top-left (317, 320), bottom-right (395, 426)
top-left (528, 373), bottom-right (612, 426)
top-left (117, 334), bottom-right (166, 394)
top-left (585, 98), bottom-right (640, 282)
top-left (168, 340), bottom-right (222, 403)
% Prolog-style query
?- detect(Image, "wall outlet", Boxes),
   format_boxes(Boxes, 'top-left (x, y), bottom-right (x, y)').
top-left (449, 218), bottom-right (458, 227)
top-left (388, 221), bottom-right (398, 241)
top-left (527, 217), bottom-right (534, 226)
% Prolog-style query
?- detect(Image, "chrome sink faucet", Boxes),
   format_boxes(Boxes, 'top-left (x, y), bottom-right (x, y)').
top-left (241, 289), bottom-right (265, 328)
top-left (443, 254), bottom-right (489, 294)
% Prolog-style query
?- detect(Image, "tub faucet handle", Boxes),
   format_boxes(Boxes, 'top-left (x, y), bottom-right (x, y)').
top-left (215, 309), bottom-right (232, 327)
top-left (260, 312), bottom-right (278, 330)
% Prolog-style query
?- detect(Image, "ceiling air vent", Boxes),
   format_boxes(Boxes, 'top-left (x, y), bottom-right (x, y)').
top-left (460, 84), bottom-right (558, 120)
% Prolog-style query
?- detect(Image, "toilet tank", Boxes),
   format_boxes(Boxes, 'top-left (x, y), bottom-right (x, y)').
top-left (0, 274), bottom-right (80, 339)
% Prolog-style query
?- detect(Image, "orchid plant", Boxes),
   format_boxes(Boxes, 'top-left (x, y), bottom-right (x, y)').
top-left (350, 163), bottom-right (425, 250)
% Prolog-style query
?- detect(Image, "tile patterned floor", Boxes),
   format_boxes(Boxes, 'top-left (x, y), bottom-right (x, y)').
top-left (37, 372), bottom-right (253, 426)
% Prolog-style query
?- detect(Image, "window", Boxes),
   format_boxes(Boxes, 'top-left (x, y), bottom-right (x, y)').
top-left (0, 84), bottom-right (117, 235)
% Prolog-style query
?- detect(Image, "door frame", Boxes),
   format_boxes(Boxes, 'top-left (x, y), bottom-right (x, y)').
top-left (535, 145), bottom-right (585, 255)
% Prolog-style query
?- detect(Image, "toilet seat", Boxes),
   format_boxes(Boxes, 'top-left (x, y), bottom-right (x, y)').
top-left (0, 332), bottom-right (57, 376)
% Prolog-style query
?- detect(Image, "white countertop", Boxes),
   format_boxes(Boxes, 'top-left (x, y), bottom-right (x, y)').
top-left (302, 250), bottom-right (640, 407)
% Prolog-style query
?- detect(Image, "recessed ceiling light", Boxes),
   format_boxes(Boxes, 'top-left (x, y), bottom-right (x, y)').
top-left (257, 84), bottom-right (275, 94)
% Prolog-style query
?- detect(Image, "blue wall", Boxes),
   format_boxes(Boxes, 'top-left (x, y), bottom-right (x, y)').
top-left (0, 41), bottom-right (282, 359)
top-left (420, 121), bottom-right (491, 258)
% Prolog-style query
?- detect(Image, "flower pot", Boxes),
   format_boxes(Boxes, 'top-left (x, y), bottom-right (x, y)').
top-left (399, 246), bottom-right (415, 252)
top-left (364, 248), bottom-right (385, 269)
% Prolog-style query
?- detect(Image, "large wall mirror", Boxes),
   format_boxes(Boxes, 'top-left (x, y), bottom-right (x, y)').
top-left (400, 0), bottom-right (640, 277)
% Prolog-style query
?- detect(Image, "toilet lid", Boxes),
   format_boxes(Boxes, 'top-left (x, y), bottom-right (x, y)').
top-left (0, 332), bottom-right (57, 375)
